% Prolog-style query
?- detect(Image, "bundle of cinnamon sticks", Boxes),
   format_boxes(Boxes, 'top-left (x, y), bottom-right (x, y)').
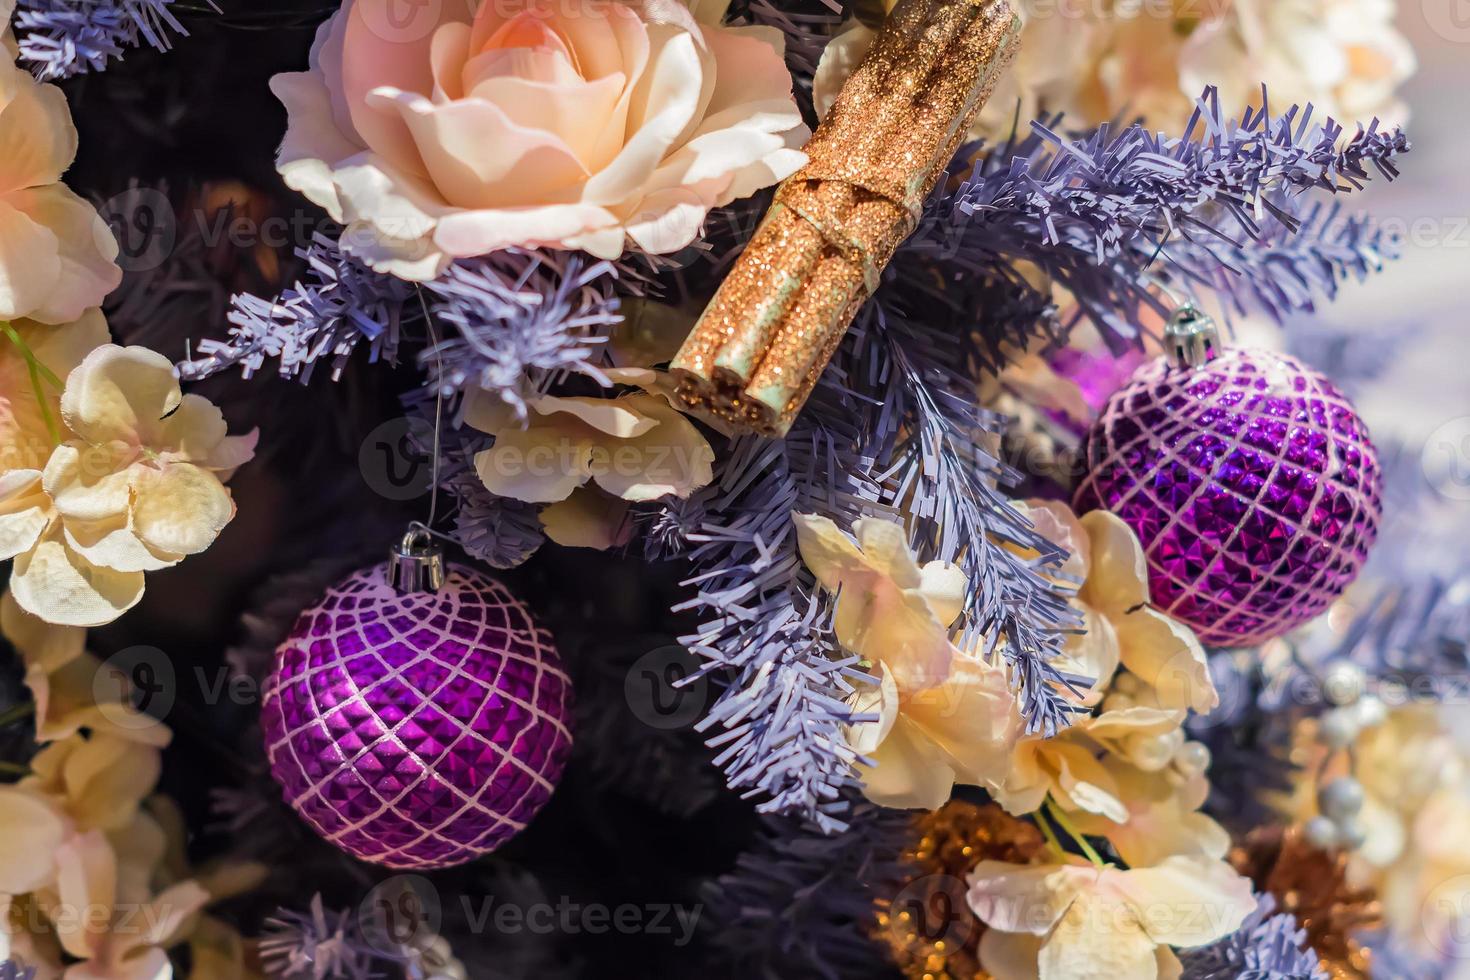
top-left (671, 0), bottom-right (1021, 436)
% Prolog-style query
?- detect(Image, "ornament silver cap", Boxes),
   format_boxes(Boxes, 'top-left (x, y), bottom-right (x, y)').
top-left (388, 525), bottom-right (444, 594)
top-left (1164, 304), bottom-right (1220, 368)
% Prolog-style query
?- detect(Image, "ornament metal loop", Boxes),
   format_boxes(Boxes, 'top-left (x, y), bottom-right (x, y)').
top-left (1164, 304), bottom-right (1221, 368)
top-left (388, 524), bottom-right (445, 594)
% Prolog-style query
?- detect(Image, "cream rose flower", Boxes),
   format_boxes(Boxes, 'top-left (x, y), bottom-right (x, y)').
top-left (0, 57), bottom-right (121, 323)
top-left (793, 513), bottom-right (967, 692)
top-left (8, 344), bottom-right (257, 627)
top-left (967, 854), bottom-right (1256, 980)
top-left (271, 0), bottom-right (808, 278)
top-left (466, 382), bottom-right (713, 549)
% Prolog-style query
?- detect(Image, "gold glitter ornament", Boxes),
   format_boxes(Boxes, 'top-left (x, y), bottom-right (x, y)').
top-left (671, 0), bottom-right (1022, 436)
top-left (873, 801), bottom-right (1046, 980)
top-left (1230, 826), bottom-right (1384, 980)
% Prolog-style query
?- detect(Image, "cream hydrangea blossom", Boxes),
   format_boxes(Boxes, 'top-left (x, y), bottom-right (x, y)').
top-left (793, 514), bottom-right (966, 692)
top-left (270, 0), bottom-right (808, 278)
top-left (0, 52), bottom-right (121, 323)
top-left (7, 344), bottom-right (256, 627)
top-left (792, 513), bottom-right (1021, 808)
top-left (467, 382), bottom-right (713, 550)
top-left (813, 0), bottom-right (1414, 137)
top-left (967, 854), bottom-right (1256, 980)
top-left (993, 501), bottom-right (1227, 867)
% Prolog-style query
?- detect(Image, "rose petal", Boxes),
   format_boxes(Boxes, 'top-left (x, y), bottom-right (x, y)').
top-left (1078, 510), bottom-right (1150, 615)
top-left (64, 516), bottom-right (182, 573)
top-left (966, 862), bottom-right (1083, 936)
top-left (590, 394), bottom-right (713, 501)
top-left (474, 426), bottom-right (593, 504)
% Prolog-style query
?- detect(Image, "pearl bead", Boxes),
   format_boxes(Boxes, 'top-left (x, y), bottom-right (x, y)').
top-left (1322, 661), bottom-right (1366, 707)
top-left (1353, 694), bottom-right (1388, 730)
top-left (1319, 777), bottom-right (1365, 820)
top-left (1173, 741), bottom-right (1212, 776)
top-left (1129, 730), bottom-right (1183, 772)
top-left (1336, 817), bottom-right (1368, 851)
top-left (1317, 707), bottom-right (1361, 748)
top-left (1304, 815), bottom-right (1339, 849)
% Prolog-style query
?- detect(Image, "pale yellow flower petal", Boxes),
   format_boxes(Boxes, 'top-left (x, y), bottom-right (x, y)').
top-left (532, 395), bottom-right (659, 439)
top-left (53, 829), bottom-right (116, 960)
top-left (902, 656), bottom-right (1018, 788)
top-left (0, 64), bottom-right (77, 190)
top-left (60, 345), bottom-right (181, 447)
top-left (846, 666), bottom-right (899, 758)
top-left (1077, 510), bottom-right (1149, 616)
top-left (46, 734), bottom-right (162, 831)
top-left (857, 717), bottom-right (959, 810)
top-left (978, 928), bottom-right (1045, 980)
top-left (202, 430), bottom-right (259, 479)
top-left (540, 487), bottom-right (633, 550)
top-left (129, 462), bottom-right (235, 557)
top-left (3, 185), bottom-right (120, 326)
top-left (918, 561), bottom-right (967, 630)
top-left (1050, 740), bottom-right (1128, 823)
top-left (1114, 606), bottom-right (1216, 714)
top-left (966, 861), bottom-right (1082, 936)
top-left (1113, 856), bottom-right (1256, 948)
top-left (63, 516), bottom-right (182, 573)
top-left (44, 442), bottom-right (136, 524)
top-left (0, 197), bottom-right (62, 322)
top-left (0, 785), bottom-right (67, 894)
top-left (792, 513), bottom-right (870, 591)
top-left (1025, 499), bottom-right (1090, 586)
top-left (155, 393), bottom-right (228, 459)
top-left (0, 470), bottom-right (51, 560)
top-left (10, 527), bottom-right (146, 627)
top-left (592, 395), bottom-right (713, 501)
top-left (1056, 607), bottom-right (1120, 706)
top-left (1041, 894), bottom-right (1161, 980)
top-left (474, 425), bottom-right (594, 504)
top-left (65, 947), bottom-right (173, 980)
top-left (853, 518), bottom-right (923, 591)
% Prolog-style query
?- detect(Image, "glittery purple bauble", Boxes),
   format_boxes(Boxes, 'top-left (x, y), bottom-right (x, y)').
top-left (260, 562), bottom-right (573, 869)
top-left (1074, 348), bottom-right (1382, 647)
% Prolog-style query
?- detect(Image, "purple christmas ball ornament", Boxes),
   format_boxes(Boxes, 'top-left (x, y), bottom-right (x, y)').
top-left (1074, 344), bottom-right (1382, 648)
top-left (261, 561), bottom-right (573, 869)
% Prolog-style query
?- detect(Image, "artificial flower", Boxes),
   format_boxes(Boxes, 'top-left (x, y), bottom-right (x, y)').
top-left (8, 344), bottom-right (256, 627)
top-left (0, 591), bottom-right (170, 744)
top-left (848, 655), bottom-right (1019, 810)
top-left (466, 383), bottom-right (713, 549)
top-left (1, 310), bottom-right (109, 558)
top-left (270, 0), bottom-right (808, 278)
top-left (1180, 0), bottom-right (1415, 128)
top-left (813, 0), bottom-right (1414, 139)
top-left (793, 513), bottom-right (966, 692)
top-left (813, 0), bottom-right (1107, 139)
top-left (0, 57), bottom-right (121, 323)
top-left (1021, 502), bottom-right (1216, 716)
top-left (967, 853), bottom-right (1256, 980)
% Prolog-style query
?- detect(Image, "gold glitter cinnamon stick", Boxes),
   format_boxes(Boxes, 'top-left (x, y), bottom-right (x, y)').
top-left (671, 0), bottom-right (1022, 436)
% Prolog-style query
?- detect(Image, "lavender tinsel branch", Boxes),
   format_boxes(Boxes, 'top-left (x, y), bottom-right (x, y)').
top-left (181, 232), bottom-right (414, 383)
top-left (1179, 893), bottom-right (1327, 980)
top-left (14, 0), bottom-right (205, 80)
top-left (925, 87), bottom-right (1410, 354)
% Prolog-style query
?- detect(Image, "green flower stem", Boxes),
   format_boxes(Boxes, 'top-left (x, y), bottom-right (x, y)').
top-left (1033, 806), bottom-right (1069, 861)
top-left (0, 701), bottom-right (35, 729)
top-left (1, 321), bottom-right (64, 447)
top-left (1045, 797), bottom-right (1108, 868)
